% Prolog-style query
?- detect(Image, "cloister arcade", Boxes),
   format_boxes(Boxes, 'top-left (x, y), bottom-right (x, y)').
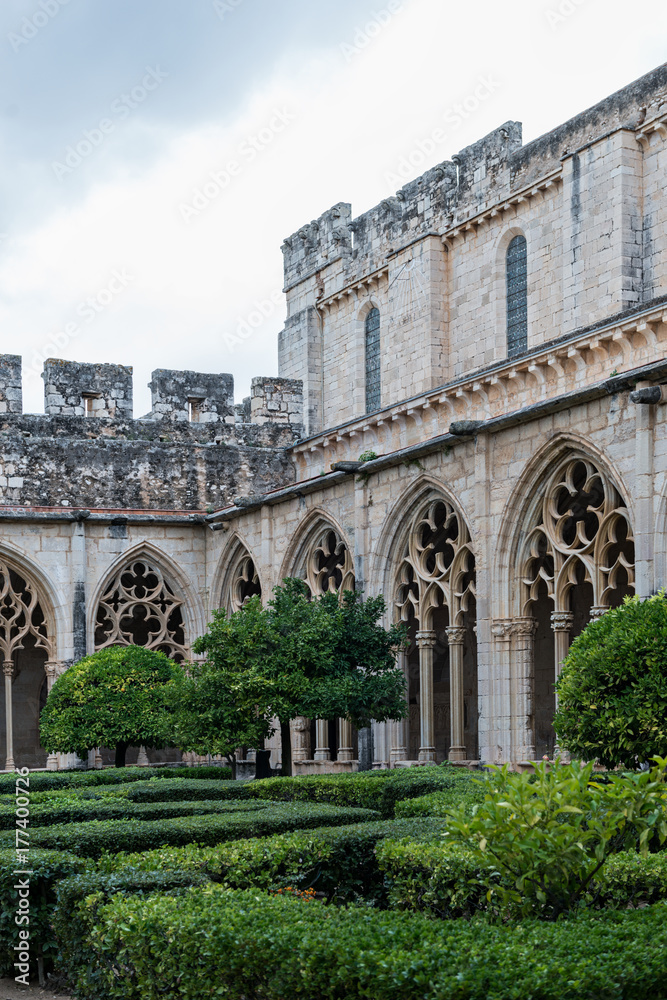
top-left (0, 447), bottom-right (641, 772)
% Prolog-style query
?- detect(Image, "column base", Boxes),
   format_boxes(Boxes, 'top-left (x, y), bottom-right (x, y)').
top-left (314, 750), bottom-right (331, 761)
top-left (46, 753), bottom-right (59, 771)
top-left (418, 748), bottom-right (437, 762)
top-left (448, 746), bottom-right (467, 762)
top-left (4, 758), bottom-right (15, 772)
top-left (337, 750), bottom-right (354, 762)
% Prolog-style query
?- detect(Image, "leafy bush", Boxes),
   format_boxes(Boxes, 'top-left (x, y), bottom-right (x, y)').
top-left (445, 758), bottom-right (667, 918)
top-left (244, 765), bottom-right (478, 816)
top-left (53, 868), bottom-right (209, 998)
top-left (0, 848), bottom-right (89, 979)
top-left (0, 764), bottom-right (231, 794)
top-left (555, 593), bottom-right (667, 767)
top-left (394, 782), bottom-right (486, 818)
top-left (0, 803), bottom-right (379, 858)
top-left (0, 796), bottom-right (270, 829)
top-left (97, 817), bottom-right (443, 903)
top-left (76, 885), bottom-right (667, 999)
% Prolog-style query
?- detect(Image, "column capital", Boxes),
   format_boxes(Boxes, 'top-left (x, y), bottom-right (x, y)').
top-left (510, 617), bottom-right (538, 637)
top-left (491, 619), bottom-right (513, 640)
top-left (2, 660), bottom-right (13, 677)
top-left (415, 629), bottom-right (437, 648)
top-left (445, 625), bottom-right (466, 645)
top-left (589, 606), bottom-right (607, 620)
top-left (551, 611), bottom-right (574, 632)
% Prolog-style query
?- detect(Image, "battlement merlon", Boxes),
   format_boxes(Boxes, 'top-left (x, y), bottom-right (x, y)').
top-left (43, 359), bottom-right (133, 418)
top-left (0, 355), bottom-right (22, 415)
top-left (148, 368), bottom-right (235, 424)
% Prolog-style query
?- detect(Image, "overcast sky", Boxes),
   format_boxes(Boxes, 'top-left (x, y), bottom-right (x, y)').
top-left (1, 0), bottom-right (666, 415)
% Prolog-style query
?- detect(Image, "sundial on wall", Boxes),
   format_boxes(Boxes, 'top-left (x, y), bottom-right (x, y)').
top-left (388, 257), bottom-right (428, 321)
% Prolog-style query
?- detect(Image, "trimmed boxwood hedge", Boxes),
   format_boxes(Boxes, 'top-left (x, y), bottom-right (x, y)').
top-left (98, 817), bottom-right (444, 902)
top-left (0, 764), bottom-right (231, 794)
top-left (0, 777), bottom-right (248, 808)
top-left (0, 795), bottom-right (268, 829)
top-left (76, 886), bottom-right (667, 999)
top-left (0, 848), bottom-right (90, 978)
top-left (394, 783), bottom-right (486, 818)
top-left (0, 802), bottom-right (379, 858)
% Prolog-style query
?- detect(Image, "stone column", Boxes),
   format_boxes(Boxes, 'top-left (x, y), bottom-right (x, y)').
top-left (390, 649), bottom-right (409, 765)
top-left (372, 720), bottom-right (387, 769)
top-left (3, 661), bottom-right (14, 772)
top-left (136, 747), bottom-right (150, 767)
top-left (337, 718), bottom-right (354, 761)
top-left (314, 720), bottom-right (331, 761)
top-left (45, 661), bottom-right (62, 771)
top-left (290, 716), bottom-right (311, 762)
top-left (416, 630), bottom-right (437, 762)
top-left (490, 619), bottom-right (513, 763)
top-left (446, 626), bottom-right (467, 762)
top-left (511, 618), bottom-right (537, 762)
top-left (550, 611), bottom-right (573, 695)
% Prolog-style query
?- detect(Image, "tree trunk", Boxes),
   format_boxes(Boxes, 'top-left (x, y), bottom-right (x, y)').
top-left (280, 721), bottom-right (292, 777)
top-left (115, 742), bottom-right (129, 768)
top-left (226, 753), bottom-right (237, 781)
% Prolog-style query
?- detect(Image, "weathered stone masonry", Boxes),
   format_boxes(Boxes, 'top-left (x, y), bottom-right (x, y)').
top-left (4, 62), bottom-right (667, 771)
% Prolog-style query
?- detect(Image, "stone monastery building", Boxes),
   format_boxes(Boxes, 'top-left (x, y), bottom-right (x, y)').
top-left (2, 63), bottom-right (667, 772)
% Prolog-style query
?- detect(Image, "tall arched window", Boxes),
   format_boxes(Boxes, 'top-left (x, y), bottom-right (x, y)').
top-left (365, 307), bottom-right (381, 413)
top-left (506, 235), bottom-right (527, 357)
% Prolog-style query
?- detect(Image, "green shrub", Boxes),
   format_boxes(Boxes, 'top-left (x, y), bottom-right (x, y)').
top-left (394, 782), bottom-right (486, 818)
top-left (53, 868), bottom-right (209, 998)
top-left (0, 796), bottom-right (269, 829)
top-left (0, 764), bottom-right (231, 794)
top-left (0, 777), bottom-right (245, 809)
top-left (78, 886), bottom-right (667, 999)
top-left (0, 848), bottom-right (89, 979)
top-left (555, 593), bottom-right (667, 767)
top-left (445, 758), bottom-right (667, 918)
top-left (244, 765), bottom-right (478, 816)
top-left (0, 803), bottom-right (379, 858)
top-left (97, 817), bottom-right (443, 903)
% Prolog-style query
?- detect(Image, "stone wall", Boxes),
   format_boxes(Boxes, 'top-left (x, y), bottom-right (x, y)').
top-left (279, 63), bottom-right (667, 436)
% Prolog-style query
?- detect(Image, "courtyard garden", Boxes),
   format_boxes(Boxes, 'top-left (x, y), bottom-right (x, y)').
top-left (5, 590), bottom-right (667, 997)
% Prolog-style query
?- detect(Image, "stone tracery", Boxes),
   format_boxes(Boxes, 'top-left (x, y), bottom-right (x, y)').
top-left (305, 526), bottom-right (355, 597)
top-left (94, 559), bottom-right (188, 661)
top-left (229, 554), bottom-right (261, 612)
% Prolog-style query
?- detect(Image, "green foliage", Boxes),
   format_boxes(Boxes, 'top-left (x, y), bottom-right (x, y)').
top-left (53, 868), bottom-right (209, 999)
top-left (0, 802), bottom-right (379, 857)
top-left (97, 817), bottom-right (443, 903)
top-left (74, 886), bottom-right (667, 999)
top-left (185, 581), bottom-right (407, 765)
top-left (358, 450), bottom-right (378, 462)
top-left (444, 758), bottom-right (667, 918)
top-left (0, 848), bottom-right (89, 978)
top-left (0, 796), bottom-right (269, 829)
top-left (0, 764), bottom-right (232, 794)
top-left (394, 782), bottom-right (487, 818)
top-left (555, 593), bottom-right (667, 767)
top-left (0, 777), bottom-right (243, 808)
top-left (40, 646), bottom-right (183, 766)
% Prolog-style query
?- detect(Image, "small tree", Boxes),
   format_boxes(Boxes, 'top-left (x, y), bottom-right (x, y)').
top-left (185, 579), bottom-right (408, 775)
top-left (555, 593), bottom-right (667, 768)
top-left (40, 645), bottom-right (181, 767)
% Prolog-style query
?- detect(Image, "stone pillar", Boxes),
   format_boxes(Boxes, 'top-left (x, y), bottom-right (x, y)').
top-left (314, 720), bottom-right (331, 761)
top-left (337, 718), bottom-right (354, 761)
top-left (45, 661), bottom-right (62, 771)
top-left (372, 720), bottom-right (387, 769)
top-left (390, 649), bottom-right (409, 765)
top-left (511, 618), bottom-right (537, 762)
top-left (490, 619), bottom-right (513, 764)
top-left (416, 630), bottom-right (437, 762)
top-left (446, 626), bottom-right (467, 762)
top-left (551, 611), bottom-right (573, 695)
top-left (136, 746), bottom-right (150, 767)
top-left (3, 661), bottom-right (14, 771)
top-left (633, 381), bottom-right (655, 598)
top-left (291, 716), bottom-right (311, 762)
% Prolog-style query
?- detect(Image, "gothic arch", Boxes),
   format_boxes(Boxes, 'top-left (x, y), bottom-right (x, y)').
top-left (88, 543), bottom-right (206, 660)
top-left (213, 533), bottom-right (263, 613)
top-left (495, 434), bottom-right (635, 618)
top-left (492, 225), bottom-right (529, 360)
top-left (0, 544), bottom-right (61, 659)
top-left (280, 509), bottom-right (355, 596)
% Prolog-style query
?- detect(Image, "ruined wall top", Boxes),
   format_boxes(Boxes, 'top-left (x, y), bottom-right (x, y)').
top-left (281, 62), bottom-right (667, 290)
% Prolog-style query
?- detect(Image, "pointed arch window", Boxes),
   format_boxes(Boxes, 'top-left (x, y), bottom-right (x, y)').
top-left (506, 235), bottom-right (527, 358)
top-left (365, 307), bottom-right (381, 413)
